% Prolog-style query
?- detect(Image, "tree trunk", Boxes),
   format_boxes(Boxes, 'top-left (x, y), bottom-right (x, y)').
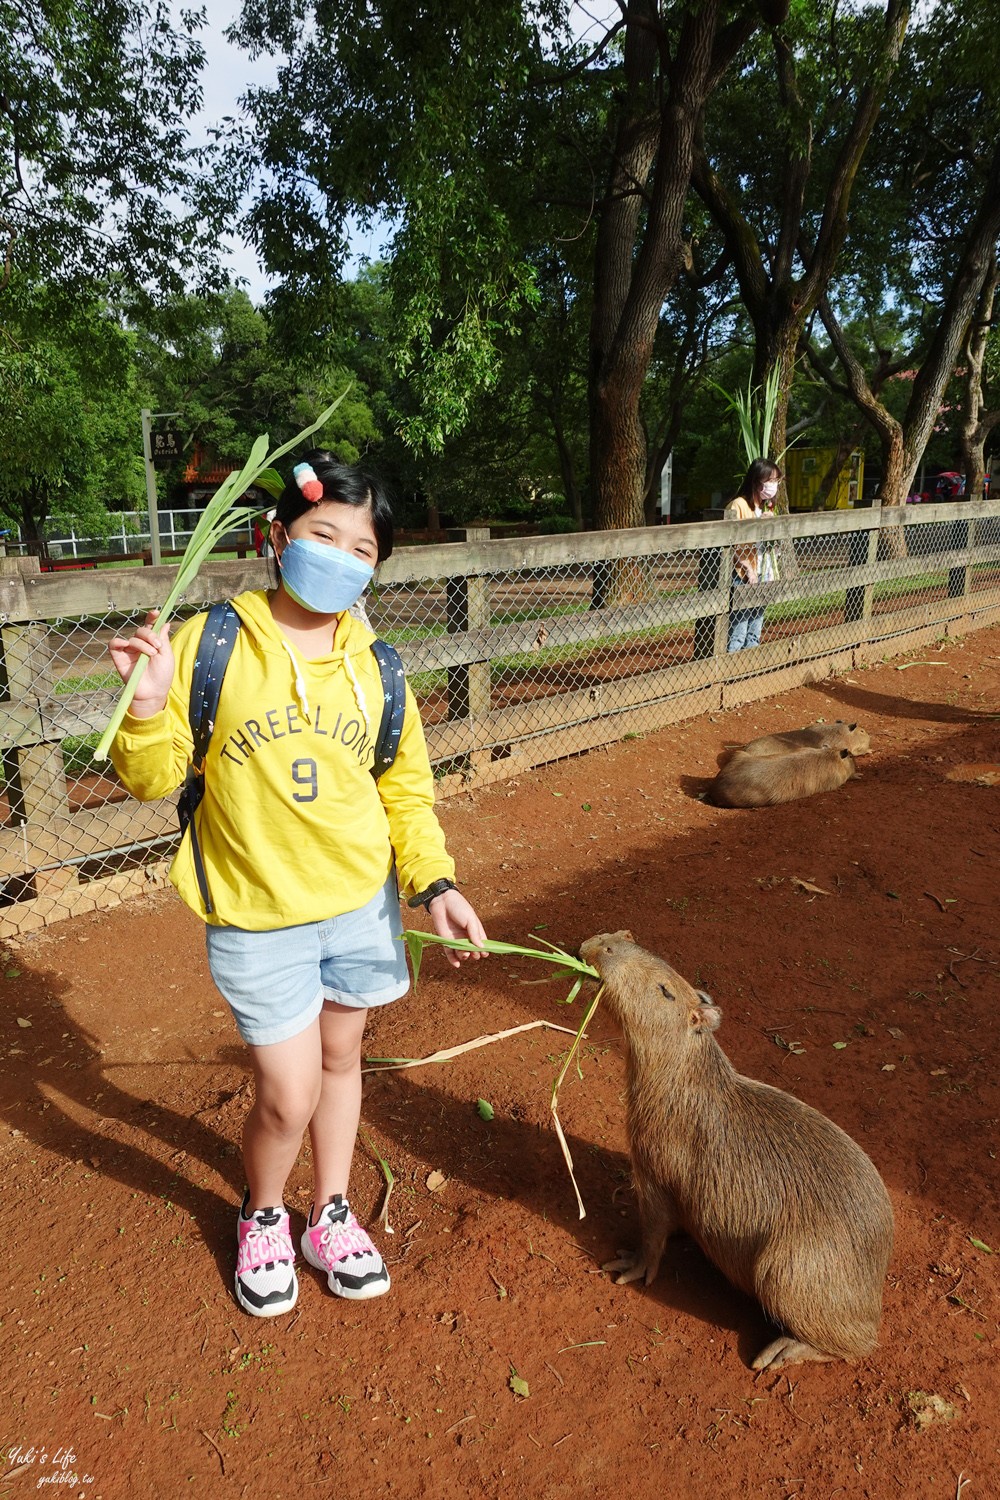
top-left (753, 323), bottom-right (802, 506)
top-left (814, 294), bottom-right (908, 553)
top-left (21, 484), bottom-right (50, 560)
top-left (899, 142), bottom-right (1000, 498)
top-left (550, 411), bottom-right (583, 527)
top-left (691, 0), bottom-right (908, 531)
top-left (960, 256), bottom-right (999, 502)
top-left (587, 0), bottom-right (658, 538)
top-left (588, 0), bottom-right (774, 564)
top-left (591, 360), bottom-right (651, 530)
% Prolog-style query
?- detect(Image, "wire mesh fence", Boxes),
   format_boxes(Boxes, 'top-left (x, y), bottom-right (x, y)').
top-left (0, 500), bottom-right (998, 935)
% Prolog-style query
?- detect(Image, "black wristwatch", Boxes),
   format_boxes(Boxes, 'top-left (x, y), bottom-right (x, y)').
top-left (407, 878), bottom-right (457, 911)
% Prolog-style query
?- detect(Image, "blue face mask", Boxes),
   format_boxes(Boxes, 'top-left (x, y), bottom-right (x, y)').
top-left (278, 537), bottom-right (375, 614)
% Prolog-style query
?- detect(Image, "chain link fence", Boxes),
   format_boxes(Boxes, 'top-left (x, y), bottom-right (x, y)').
top-left (0, 501), bottom-right (998, 935)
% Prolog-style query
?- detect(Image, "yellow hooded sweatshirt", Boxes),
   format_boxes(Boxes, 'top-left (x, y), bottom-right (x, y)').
top-left (111, 589), bottom-right (454, 928)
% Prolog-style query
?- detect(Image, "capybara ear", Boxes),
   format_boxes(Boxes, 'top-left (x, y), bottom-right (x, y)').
top-left (622, 930), bottom-right (635, 942)
top-left (840, 748), bottom-right (850, 758)
top-left (689, 998), bottom-right (722, 1033)
top-left (848, 722), bottom-right (857, 731)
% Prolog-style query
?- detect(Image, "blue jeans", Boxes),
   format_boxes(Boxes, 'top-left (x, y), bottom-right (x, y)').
top-left (727, 575), bottom-right (764, 652)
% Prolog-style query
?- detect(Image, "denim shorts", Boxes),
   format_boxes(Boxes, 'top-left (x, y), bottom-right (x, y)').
top-left (205, 872), bottom-right (410, 1046)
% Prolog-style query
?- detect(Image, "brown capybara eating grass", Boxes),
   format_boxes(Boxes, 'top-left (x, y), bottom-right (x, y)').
top-left (579, 931), bottom-right (893, 1370)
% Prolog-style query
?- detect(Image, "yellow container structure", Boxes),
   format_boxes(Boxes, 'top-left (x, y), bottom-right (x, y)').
top-left (785, 448), bottom-right (864, 511)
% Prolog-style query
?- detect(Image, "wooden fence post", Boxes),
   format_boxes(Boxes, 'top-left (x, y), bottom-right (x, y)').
top-left (0, 558), bottom-right (71, 829)
top-left (694, 545), bottom-right (728, 660)
top-left (947, 512), bottom-right (972, 599)
top-left (446, 528), bottom-right (491, 774)
top-left (845, 515), bottom-right (878, 624)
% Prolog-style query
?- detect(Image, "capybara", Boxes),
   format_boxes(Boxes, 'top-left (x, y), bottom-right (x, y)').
top-left (579, 931), bottom-right (893, 1370)
top-left (707, 745), bottom-right (856, 807)
top-left (740, 720), bottom-right (871, 758)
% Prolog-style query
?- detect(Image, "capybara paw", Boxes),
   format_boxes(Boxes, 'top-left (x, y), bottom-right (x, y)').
top-left (751, 1336), bottom-right (836, 1371)
top-left (601, 1252), bottom-right (646, 1285)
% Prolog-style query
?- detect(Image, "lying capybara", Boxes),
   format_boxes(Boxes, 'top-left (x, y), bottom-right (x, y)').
top-left (579, 931), bottom-right (893, 1370)
top-left (740, 720), bottom-right (871, 758)
top-left (708, 745), bottom-right (856, 807)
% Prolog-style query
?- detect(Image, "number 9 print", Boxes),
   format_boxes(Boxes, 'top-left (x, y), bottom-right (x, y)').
top-left (291, 759), bottom-right (318, 802)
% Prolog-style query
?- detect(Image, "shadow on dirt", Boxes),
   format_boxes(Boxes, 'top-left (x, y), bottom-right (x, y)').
top-left (360, 1064), bottom-right (771, 1363)
top-left (0, 960), bottom-right (247, 1277)
top-left (812, 676), bottom-right (1000, 725)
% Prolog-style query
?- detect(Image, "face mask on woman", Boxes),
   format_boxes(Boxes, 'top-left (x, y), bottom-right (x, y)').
top-left (278, 538), bottom-right (374, 614)
top-left (760, 481), bottom-right (779, 502)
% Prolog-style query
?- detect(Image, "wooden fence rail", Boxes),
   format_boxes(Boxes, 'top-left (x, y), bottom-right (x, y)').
top-left (0, 499), bottom-right (998, 936)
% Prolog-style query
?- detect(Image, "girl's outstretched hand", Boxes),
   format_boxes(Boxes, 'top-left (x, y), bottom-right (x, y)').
top-left (107, 610), bottom-right (175, 716)
top-left (429, 889), bottom-right (488, 968)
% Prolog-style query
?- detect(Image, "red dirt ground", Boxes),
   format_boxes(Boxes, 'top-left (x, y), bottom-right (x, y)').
top-left (2, 627), bottom-right (999, 1500)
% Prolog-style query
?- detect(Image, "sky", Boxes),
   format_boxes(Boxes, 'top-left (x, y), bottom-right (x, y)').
top-left (192, 0), bottom-right (620, 300)
top-left (189, 1), bottom-right (277, 300)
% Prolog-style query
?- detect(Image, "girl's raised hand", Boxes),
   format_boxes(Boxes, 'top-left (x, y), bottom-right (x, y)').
top-left (429, 889), bottom-right (489, 968)
top-left (107, 611), bottom-right (175, 717)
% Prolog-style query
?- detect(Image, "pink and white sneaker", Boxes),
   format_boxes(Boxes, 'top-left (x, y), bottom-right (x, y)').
top-left (235, 1191), bottom-right (298, 1317)
top-left (301, 1196), bottom-right (390, 1300)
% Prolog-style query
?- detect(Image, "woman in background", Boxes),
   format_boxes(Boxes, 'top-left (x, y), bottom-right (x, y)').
top-left (724, 459), bottom-right (782, 652)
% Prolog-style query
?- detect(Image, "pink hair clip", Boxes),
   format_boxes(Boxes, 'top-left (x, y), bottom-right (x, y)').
top-left (293, 462), bottom-right (324, 503)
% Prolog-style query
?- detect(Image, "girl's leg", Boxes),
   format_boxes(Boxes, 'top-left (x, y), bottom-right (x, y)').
top-left (308, 1002), bottom-right (369, 1206)
top-left (243, 1019), bottom-right (324, 1210)
top-left (727, 610), bottom-right (748, 651)
top-left (300, 1002), bottom-right (391, 1300)
top-left (727, 577), bottom-right (748, 652)
top-left (745, 608), bottom-right (765, 648)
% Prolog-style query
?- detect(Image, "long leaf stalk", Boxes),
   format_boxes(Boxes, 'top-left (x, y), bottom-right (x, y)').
top-left (358, 1127), bottom-right (396, 1235)
top-left (401, 929), bottom-right (599, 991)
top-left (709, 363), bottom-right (792, 470)
top-left (93, 390), bottom-right (352, 761)
top-left (401, 928), bottom-right (603, 1216)
top-left (550, 984), bottom-right (605, 1220)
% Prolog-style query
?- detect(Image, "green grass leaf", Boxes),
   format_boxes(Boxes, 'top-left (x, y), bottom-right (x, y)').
top-left (401, 929), bottom-right (598, 983)
top-left (93, 391), bottom-right (351, 761)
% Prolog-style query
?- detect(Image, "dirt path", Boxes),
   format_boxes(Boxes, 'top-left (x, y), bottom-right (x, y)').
top-left (2, 628), bottom-right (999, 1499)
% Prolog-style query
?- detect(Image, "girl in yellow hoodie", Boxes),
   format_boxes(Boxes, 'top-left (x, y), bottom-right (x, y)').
top-left (109, 453), bottom-right (487, 1318)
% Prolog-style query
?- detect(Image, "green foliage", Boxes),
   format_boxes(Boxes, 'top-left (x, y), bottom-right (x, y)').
top-left (95, 392), bottom-right (350, 758)
top-left (0, 1), bottom-right (231, 298)
top-left (708, 365), bottom-right (786, 469)
top-left (135, 289), bottom-right (380, 482)
top-left (231, 1), bottom-right (568, 452)
top-left (0, 280), bottom-right (144, 547)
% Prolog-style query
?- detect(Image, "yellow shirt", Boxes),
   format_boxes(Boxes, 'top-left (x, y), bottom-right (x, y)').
top-left (111, 590), bottom-right (454, 928)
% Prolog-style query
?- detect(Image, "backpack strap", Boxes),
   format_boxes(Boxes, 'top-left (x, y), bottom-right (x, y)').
top-left (369, 639), bottom-right (406, 779)
top-left (189, 601), bottom-right (241, 773)
top-left (178, 600), bottom-right (241, 915)
top-left (178, 611), bottom-right (405, 913)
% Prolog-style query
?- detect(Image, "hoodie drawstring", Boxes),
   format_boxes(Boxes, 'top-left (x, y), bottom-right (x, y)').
top-left (281, 635), bottom-right (373, 739)
top-left (281, 639), bottom-right (312, 725)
